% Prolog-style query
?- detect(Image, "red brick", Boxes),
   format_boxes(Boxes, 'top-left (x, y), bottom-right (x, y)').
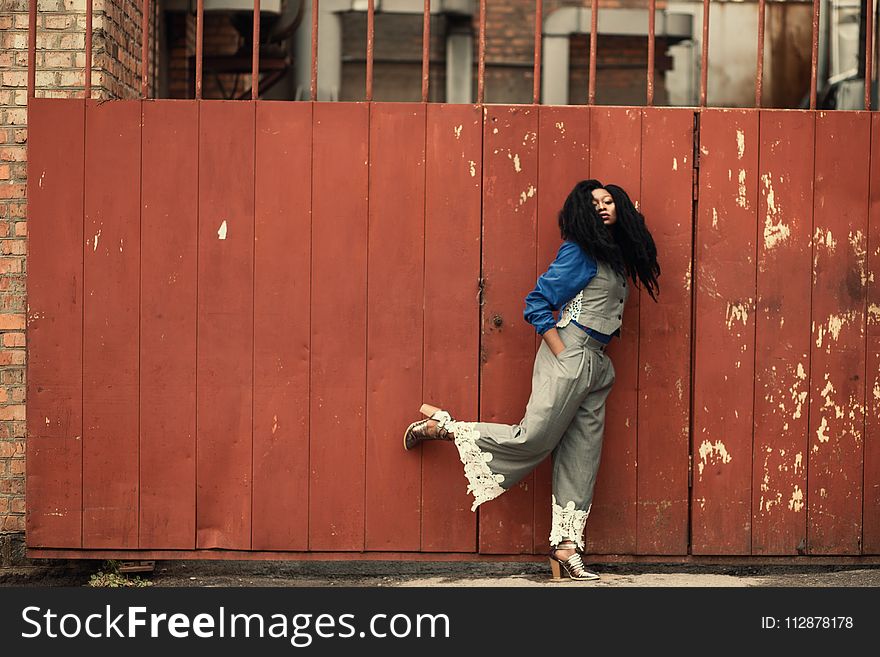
top-left (0, 478), bottom-right (24, 495)
top-left (0, 166), bottom-right (10, 182)
top-left (9, 459), bottom-right (24, 476)
top-left (0, 184), bottom-right (25, 200)
top-left (0, 406), bottom-right (25, 423)
top-left (11, 387), bottom-right (25, 402)
top-left (0, 259), bottom-right (22, 275)
top-left (14, 221), bottom-right (26, 236)
top-left (0, 351), bottom-right (26, 366)
top-left (10, 497), bottom-right (25, 514)
top-left (11, 421), bottom-right (25, 438)
top-left (0, 497), bottom-right (9, 513)
top-left (0, 441), bottom-right (24, 458)
top-left (1, 514), bottom-right (25, 532)
top-left (0, 389), bottom-right (6, 403)
top-left (3, 333), bottom-right (25, 348)
top-left (0, 241), bottom-right (26, 256)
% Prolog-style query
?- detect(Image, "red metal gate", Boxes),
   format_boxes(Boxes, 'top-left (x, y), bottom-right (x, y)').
top-left (25, 98), bottom-right (880, 559)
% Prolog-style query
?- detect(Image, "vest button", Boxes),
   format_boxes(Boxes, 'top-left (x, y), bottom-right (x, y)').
top-left (617, 314), bottom-right (621, 319)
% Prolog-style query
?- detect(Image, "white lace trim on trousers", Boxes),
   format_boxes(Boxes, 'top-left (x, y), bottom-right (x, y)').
top-left (548, 495), bottom-right (590, 551)
top-left (433, 411), bottom-right (506, 512)
top-left (556, 290), bottom-right (584, 329)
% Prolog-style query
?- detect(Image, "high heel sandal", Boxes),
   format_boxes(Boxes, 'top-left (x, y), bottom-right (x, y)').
top-left (549, 541), bottom-right (600, 581)
top-left (403, 404), bottom-right (455, 451)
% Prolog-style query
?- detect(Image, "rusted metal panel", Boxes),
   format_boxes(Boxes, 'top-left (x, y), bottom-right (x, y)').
top-left (196, 100), bottom-right (255, 549)
top-left (637, 107), bottom-right (693, 555)
top-left (692, 109), bottom-right (759, 555)
top-left (25, 98), bottom-right (84, 548)
top-left (751, 110), bottom-right (814, 555)
top-left (866, 113), bottom-right (880, 554)
top-left (309, 102), bottom-right (369, 550)
top-left (808, 111), bottom-right (870, 555)
top-left (139, 100), bottom-right (198, 549)
top-left (534, 106), bottom-right (591, 548)
top-left (365, 103), bottom-right (426, 550)
top-left (82, 99), bottom-right (141, 549)
top-left (479, 105), bottom-right (539, 554)
top-left (585, 107), bottom-right (641, 554)
top-left (420, 104), bottom-right (481, 552)
top-left (251, 101), bottom-right (312, 551)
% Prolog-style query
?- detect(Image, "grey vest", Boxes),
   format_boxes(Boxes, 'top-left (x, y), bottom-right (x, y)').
top-left (556, 260), bottom-right (630, 335)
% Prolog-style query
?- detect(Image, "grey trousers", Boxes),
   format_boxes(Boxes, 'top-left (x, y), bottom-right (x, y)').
top-left (443, 323), bottom-right (616, 550)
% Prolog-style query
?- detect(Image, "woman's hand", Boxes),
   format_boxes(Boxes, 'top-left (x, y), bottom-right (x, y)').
top-left (542, 328), bottom-right (566, 357)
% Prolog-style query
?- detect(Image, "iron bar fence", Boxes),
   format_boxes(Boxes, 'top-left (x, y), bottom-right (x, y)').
top-left (24, 0), bottom-right (879, 109)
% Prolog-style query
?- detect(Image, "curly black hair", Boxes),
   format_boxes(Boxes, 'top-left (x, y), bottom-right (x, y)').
top-left (558, 179), bottom-right (660, 301)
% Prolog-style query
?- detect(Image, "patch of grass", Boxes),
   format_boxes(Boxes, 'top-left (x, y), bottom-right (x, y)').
top-left (87, 560), bottom-right (153, 588)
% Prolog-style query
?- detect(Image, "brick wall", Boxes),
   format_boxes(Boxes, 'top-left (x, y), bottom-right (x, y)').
top-left (0, 0), bottom-right (156, 539)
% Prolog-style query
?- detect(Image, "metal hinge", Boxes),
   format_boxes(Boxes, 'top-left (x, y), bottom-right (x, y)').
top-left (688, 453), bottom-right (693, 488)
top-left (477, 276), bottom-right (485, 306)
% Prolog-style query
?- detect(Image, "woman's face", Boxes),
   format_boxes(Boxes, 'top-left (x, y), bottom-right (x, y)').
top-left (591, 188), bottom-right (617, 226)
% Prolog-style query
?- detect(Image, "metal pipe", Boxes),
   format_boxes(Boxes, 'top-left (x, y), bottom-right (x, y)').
top-left (478, 0), bottom-right (486, 103)
top-left (311, 0), bottom-right (319, 100)
top-left (647, 0), bottom-right (655, 105)
top-left (700, 0), bottom-right (709, 106)
top-left (756, 0), bottom-right (765, 107)
top-left (810, 0), bottom-right (819, 109)
top-left (533, 0), bottom-right (542, 104)
top-left (589, 0), bottom-right (598, 104)
top-left (366, 0), bottom-right (374, 101)
top-left (866, 0), bottom-right (874, 110)
top-left (196, 0), bottom-right (204, 99)
top-left (422, 0), bottom-right (431, 102)
top-left (253, 0), bottom-right (261, 99)
top-left (142, 0), bottom-right (150, 98)
top-left (28, 0), bottom-right (36, 99)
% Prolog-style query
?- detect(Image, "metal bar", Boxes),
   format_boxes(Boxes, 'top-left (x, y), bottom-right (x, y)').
top-left (700, 0), bottom-right (709, 106)
top-left (311, 0), bottom-right (319, 100)
top-left (533, 0), bottom-right (542, 104)
top-left (755, 0), bottom-right (765, 107)
top-left (28, 0), bottom-right (36, 99)
top-left (196, 0), bottom-right (204, 99)
top-left (478, 0), bottom-right (486, 103)
top-left (366, 0), bottom-right (375, 101)
top-left (86, 0), bottom-right (93, 98)
top-left (810, 0), bottom-right (819, 109)
top-left (589, 0), bottom-right (598, 104)
top-left (253, 0), bottom-right (261, 99)
top-left (142, 0), bottom-right (150, 98)
top-left (647, 0), bottom-right (655, 105)
top-left (421, 0), bottom-right (430, 102)
top-left (866, 0), bottom-right (874, 110)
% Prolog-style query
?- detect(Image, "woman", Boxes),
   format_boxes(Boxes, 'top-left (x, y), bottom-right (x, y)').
top-left (404, 179), bottom-right (660, 581)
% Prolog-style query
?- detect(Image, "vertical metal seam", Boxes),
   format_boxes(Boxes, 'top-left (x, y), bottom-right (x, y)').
top-left (137, 99), bottom-right (143, 547)
top-left (307, 101), bottom-right (314, 550)
top-left (687, 108), bottom-right (701, 555)
top-left (634, 107), bottom-right (643, 552)
top-left (805, 110), bottom-right (818, 554)
top-left (860, 115), bottom-right (872, 554)
top-left (194, 100), bottom-right (201, 548)
top-left (419, 104), bottom-right (428, 550)
top-left (749, 110), bottom-right (760, 555)
top-left (475, 105), bottom-right (486, 552)
top-left (81, 89), bottom-right (87, 549)
top-left (250, 102), bottom-right (256, 550)
top-left (363, 103), bottom-right (371, 551)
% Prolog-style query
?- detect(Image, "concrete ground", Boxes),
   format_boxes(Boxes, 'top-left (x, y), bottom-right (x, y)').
top-left (3, 558), bottom-right (880, 587)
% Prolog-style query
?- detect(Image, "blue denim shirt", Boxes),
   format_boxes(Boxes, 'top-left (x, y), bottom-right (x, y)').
top-left (523, 241), bottom-right (615, 343)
